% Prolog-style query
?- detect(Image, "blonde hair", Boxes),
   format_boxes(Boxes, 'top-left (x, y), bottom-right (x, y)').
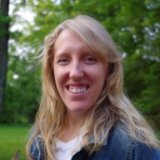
top-left (26, 15), bottom-right (159, 159)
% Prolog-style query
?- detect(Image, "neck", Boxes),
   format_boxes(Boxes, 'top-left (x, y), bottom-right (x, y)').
top-left (58, 111), bottom-right (86, 142)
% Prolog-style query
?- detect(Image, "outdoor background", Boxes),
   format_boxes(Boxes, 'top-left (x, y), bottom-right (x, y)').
top-left (0, 0), bottom-right (160, 159)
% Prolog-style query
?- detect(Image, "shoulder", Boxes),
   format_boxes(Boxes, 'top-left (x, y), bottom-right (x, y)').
top-left (132, 141), bottom-right (160, 160)
top-left (105, 124), bottom-right (160, 160)
top-left (101, 124), bottom-right (134, 159)
top-left (29, 135), bottom-right (46, 160)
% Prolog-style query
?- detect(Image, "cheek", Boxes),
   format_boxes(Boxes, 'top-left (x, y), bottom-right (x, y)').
top-left (96, 65), bottom-right (108, 80)
top-left (53, 66), bottom-right (60, 87)
top-left (54, 69), bottom-right (66, 90)
top-left (54, 71), bottom-right (61, 86)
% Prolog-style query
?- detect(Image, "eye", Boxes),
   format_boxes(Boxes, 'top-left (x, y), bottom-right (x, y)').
top-left (84, 55), bottom-right (97, 64)
top-left (57, 57), bottom-right (69, 65)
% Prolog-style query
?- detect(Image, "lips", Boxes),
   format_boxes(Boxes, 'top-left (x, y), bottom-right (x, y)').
top-left (68, 85), bottom-right (89, 94)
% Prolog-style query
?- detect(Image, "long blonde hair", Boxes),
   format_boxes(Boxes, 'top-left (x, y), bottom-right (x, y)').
top-left (26, 15), bottom-right (159, 159)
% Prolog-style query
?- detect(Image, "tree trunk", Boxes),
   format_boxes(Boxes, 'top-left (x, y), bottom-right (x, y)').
top-left (0, 0), bottom-right (10, 113)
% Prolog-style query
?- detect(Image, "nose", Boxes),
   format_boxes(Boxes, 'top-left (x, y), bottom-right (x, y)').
top-left (69, 61), bottom-right (84, 80)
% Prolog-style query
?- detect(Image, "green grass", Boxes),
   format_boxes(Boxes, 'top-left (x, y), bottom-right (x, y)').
top-left (0, 125), bottom-right (31, 160)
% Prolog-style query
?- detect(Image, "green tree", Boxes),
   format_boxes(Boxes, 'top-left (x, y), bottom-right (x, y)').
top-left (2, 54), bottom-right (41, 123)
top-left (0, 0), bottom-right (10, 113)
top-left (3, 0), bottom-right (160, 125)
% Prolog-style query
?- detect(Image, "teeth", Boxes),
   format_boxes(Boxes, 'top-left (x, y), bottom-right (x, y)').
top-left (69, 86), bottom-right (87, 93)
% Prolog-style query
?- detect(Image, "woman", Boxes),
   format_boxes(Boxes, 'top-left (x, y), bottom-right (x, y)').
top-left (26, 15), bottom-right (160, 160)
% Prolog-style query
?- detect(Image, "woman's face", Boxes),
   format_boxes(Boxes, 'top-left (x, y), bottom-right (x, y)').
top-left (53, 29), bottom-right (108, 117)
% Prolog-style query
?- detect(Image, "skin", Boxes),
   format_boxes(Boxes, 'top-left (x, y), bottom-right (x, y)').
top-left (53, 29), bottom-right (108, 140)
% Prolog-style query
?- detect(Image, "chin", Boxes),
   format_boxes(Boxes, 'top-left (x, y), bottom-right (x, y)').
top-left (68, 105), bottom-right (91, 113)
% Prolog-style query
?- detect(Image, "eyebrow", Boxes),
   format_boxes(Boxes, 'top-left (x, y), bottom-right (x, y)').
top-left (53, 52), bottom-right (70, 63)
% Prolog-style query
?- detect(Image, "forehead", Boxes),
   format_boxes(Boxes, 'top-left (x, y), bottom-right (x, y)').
top-left (54, 29), bottom-right (90, 53)
top-left (56, 29), bottom-right (80, 42)
top-left (53, 29), bottom-right (107, 62)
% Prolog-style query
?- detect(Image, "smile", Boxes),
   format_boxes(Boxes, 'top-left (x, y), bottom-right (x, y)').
top-left (68, 85), bottom-right (89, 94)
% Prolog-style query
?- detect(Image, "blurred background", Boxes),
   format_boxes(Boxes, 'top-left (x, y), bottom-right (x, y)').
top-left (0, 0), bottom-right (160, 159)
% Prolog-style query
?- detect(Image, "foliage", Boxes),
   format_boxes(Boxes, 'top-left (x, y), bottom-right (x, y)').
top-left (1, 0), bottom-right (160, 126)
top-left (0, 54), bottom-right (41, 124)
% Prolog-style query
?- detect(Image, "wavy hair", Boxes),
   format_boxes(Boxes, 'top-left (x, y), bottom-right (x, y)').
top-left (26, 15), bottom-right (159, 160)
